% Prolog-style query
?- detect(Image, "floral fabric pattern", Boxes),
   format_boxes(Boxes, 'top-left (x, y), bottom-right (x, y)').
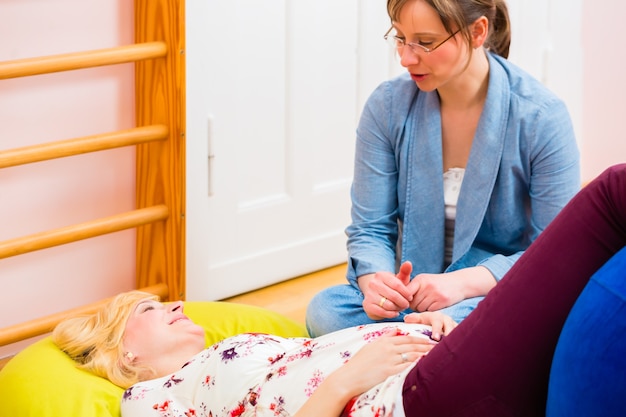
top-left (121, 323), bottom-right (432, 417)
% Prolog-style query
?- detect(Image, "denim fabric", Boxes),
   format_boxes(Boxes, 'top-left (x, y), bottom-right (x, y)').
top-left (306, 52), bottom-right (580, 336)
top-left (547, 246), bottom-right (626, 417)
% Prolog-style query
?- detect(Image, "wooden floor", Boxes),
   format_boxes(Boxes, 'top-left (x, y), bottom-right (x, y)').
top-left (223, 263), bottom-right (347, 325)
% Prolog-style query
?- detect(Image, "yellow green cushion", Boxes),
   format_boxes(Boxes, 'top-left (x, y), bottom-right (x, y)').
top-left (0, 301), bottom-right (307, 417)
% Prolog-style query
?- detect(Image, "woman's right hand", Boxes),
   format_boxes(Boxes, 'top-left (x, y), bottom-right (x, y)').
top-left (360, 261), bottom-right (415, 320)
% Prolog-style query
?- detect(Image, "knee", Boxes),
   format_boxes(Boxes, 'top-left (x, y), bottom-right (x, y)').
top-left (305, 285), bottom-right (364, 337)
top-left (305, 290), bottom-right (329, 326)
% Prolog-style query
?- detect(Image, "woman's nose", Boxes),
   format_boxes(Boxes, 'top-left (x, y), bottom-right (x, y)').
top-left (399, 46), bottom-right (420, 67)
top-left (168, 300), bottom-right (184, 312)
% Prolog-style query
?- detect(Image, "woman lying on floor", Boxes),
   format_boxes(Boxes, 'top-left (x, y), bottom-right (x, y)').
top-left (53, 164), bottom-right (626, 417)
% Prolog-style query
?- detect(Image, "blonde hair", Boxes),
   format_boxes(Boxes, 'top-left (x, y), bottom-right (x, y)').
top-left (52, 291), bottom-right (159, 388)
top-left (387, 0), bottom-right (511, 58)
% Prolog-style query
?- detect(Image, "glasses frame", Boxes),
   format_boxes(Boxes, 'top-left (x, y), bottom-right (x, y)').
top-left (383, 26), bottom-right (461, 55)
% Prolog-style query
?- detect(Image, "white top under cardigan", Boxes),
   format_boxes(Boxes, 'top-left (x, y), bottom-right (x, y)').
top-left (444, 168), bottom-right (465, 266)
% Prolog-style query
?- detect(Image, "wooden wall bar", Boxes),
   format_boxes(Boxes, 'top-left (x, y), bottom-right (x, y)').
top-left (0, 42), bottom-right (166, 80)
top-left (0, 125), bottom-right (168, 169)
top-left (0, 206), bottom-right (169, 260)
top-left (0, 0), bottom-right (186, 353)
top-left (135, 0), bottom-right (186, 301)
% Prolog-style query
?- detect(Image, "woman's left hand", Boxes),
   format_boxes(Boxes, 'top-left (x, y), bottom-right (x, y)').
top-left (334, 331), bottom-right (434, 396)
top-left (408, 266), bottom-right (496, 313)
top-left (403, 311), bottom-right (457, 341)
top-left (293, 331), bottom-right (433, 417)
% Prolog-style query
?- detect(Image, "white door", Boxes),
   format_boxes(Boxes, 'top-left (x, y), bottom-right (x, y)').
top-left (185, 0), bottom-right (396, 300)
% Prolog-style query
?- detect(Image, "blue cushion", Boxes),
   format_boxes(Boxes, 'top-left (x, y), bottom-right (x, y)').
top-left (547, 246), bottom-right (626, 416)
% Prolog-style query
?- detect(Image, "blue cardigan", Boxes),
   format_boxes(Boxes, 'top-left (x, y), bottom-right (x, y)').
top-left (346, 52), bottom-right (580, 286)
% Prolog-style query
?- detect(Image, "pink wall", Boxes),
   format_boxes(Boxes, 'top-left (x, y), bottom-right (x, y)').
top-left (0, 1), bottom-right (136, 356)
top-left (581, 0), bottom-right (626, 181)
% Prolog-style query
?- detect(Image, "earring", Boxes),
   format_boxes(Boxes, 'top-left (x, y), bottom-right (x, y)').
top-left (125, 352), bottom-right (134, 360)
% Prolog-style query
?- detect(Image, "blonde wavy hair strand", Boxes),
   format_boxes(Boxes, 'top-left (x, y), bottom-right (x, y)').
top-left (52, 291), bottom-right (159, 388)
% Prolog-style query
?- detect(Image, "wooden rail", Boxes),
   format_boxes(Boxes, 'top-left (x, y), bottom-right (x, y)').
top-left (0, 206), bottom-right (169, 259)
top-left (0, 125), bottom-right (168, 168)
top-left (0, 42), bottom-right (167, 80)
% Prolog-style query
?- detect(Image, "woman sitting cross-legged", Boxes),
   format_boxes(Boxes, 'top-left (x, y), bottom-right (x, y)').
top-left (53, 164), bottom-right (626, 416)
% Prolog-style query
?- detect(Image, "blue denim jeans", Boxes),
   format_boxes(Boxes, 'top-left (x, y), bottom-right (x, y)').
top-left (547, 246), bottom-right (626, 417)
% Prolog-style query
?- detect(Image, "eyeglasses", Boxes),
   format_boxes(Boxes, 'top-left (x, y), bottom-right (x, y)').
top-left (384, 27), bottom-right (461, 55)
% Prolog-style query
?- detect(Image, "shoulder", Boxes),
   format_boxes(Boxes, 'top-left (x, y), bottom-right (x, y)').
top-left (365, 72), bottom-right (419, 113)
top-left (488, 53), bottom-right (565, 111)
top-left (360, 72), bottom-right (423, 139)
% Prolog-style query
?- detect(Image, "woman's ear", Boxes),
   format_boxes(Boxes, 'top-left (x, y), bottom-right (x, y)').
top-left (470, 16), bottom-right (489, 48)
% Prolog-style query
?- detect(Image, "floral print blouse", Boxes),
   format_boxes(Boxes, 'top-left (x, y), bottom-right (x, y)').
top-left (121, 322), bottom-right (433, 417)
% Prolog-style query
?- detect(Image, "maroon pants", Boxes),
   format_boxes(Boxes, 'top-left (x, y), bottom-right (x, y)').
top-left (402, 164), bottom-right (626, 417)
